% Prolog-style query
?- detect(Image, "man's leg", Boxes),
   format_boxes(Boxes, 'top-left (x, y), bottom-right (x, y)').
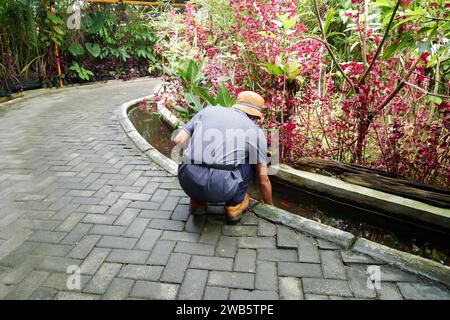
top-left (225, 164), bottom-right (253, 223)
top-left (178, 164), bottom-right (207, 215)
top-left (226, 164), bottom-right (253, 206)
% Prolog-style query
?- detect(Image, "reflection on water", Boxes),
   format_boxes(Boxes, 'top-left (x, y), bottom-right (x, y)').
top-left (128, 106), bottom-right (450, 265)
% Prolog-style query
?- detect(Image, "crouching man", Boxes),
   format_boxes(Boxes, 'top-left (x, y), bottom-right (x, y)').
top-left (172, 91), bottom-right (273, 224)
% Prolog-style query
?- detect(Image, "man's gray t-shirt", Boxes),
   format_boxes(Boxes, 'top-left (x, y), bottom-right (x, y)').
top-left (181, 106), bottom-right (267, 166)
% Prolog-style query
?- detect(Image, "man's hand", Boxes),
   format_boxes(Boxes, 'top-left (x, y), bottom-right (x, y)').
top-left (172, 129), bottom-right (190, 146)
top-left (255, 163), bottom-right (273, 205)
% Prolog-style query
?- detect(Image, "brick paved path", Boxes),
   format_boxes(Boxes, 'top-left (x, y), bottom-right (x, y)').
top-left (0, 78), bottom-right (449, 300)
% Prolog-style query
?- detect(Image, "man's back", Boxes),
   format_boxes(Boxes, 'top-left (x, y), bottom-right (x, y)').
top-left (182, 106), bottom-right (267, 166)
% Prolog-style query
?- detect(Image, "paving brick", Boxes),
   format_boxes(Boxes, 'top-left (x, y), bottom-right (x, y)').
top-left (106, 249), bottom-right (149, 265)
top-left (147, 240), bottom-right (176, 265)
top-left (114, 208), bottom-right (140, 226)
top-left (397, 282), bottom-right (450, 300)
top-left (184, 215), bottom-right (206, 233)
top-left (56, 291), bottom-right (100, 300)
top-left (234, 249), bottom-right (256, 273)
top-left (341, 250), bottom-right (379, 264)
top-left (204, 286), bottom-right (229, 300)
top-left (89, 225), bottom-right (125, 236)
top-left (80, 248), bottom-right (110, 275)
top-left (257, 248), bottom-right (298, 262)
top-left (106, 199), bottom-right (132, 216)
top-left (99, 192), bottom-right (122, 206)
top-left (83, 214), bottom-right (116, 225)
top-left (178, 269), bottom-right (208, 300)
top-left (124, 218), bottom-right (149, 238)
top-left (38, 257), bottom-right (82, 273)
top-left (160, 231), bottom-right (199, 243)
top-left (130, 280), bottom-right (178, 300)
top-left (136, 229), bottom-right (162, 251)
top-left (42, 272), bottom-right (90, 291)
top-left (222, 225), bottom-right (257, 237)
top-left (297, 234), bottom-right (320, 263)
top-left (317, 239), bottom-right (342, 250)
top-left (208, 271), bottom-right (254, 290)
top-left (321, 250), bottom-right (346, 280)
top-left (28, 230), bottom-right (66, 244)
top-left (150, 189), bottom-right (169, 203)
top-left (255, 261), bottom-right (277, 291)
top-left (161, 253), bottom-right (191, 283)
top-left (56, 212), bottom-right (85, 232)
top-left (258, 219), bottom-right (277, 237)
top-left (229, 289), bottom-right (278, 300)
top-left (241, 212), bottom-right (258, 225)
top-left (276, 225), bottom-right (298, 248)
top-left (68, 235), bottom-right (101, 259)
top-left (376, 283), bottom-right (403, 300)
top-left (238, 237), bottom-right (276, 249)
top-left (149, 219), bottom-right (185, 231)
top-left (278, 262), bottom-right (323, 278)
top-left (33, 243), bottom-right (73, 257)
top-left (279, 277), bottom-right (304, 300)
top-left (190, 255), bottom-right (233, 271)
top-left (160, 197), bottom-right (180, 211)
top-left (128, 201), bottom-right (159, 210)
top-left (83, 263), bottom-right (122, 295)
top-left (199, 225), bottom-right (221, 245)
top-left (302, 278), bottom-right (353, 297)
top-left (61, 223), bottom-right (92, 245)
top-left (141, 182), bottom-right (159, 194)
top-left (78, 205), bottom-right (109, 214)
top-left (346, 267), bottom-right (377, 298)
top-left (29, 287), bottom-right (57, 300)
top-left (5, 271), bottom-right (49, 299)
top-left (118, 264), bottom-right (163, 281)
top-left (103, 278), bottom-right (134, 300)
top-left (139, 210), bottom-right (172, 219)
top-left (171, 205), bottom-right (190, 221)
top-left (216, 236), bottom-right (237, 258)
top-left (174, 242), bottom-right (215, 256)
top-left (97, 236), bottom-right (137, 250)
top-left (121, 193), bottom-right (151, 201)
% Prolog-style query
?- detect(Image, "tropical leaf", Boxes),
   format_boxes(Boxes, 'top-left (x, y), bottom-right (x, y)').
top-left (184, 92), bottom-right (203, 113)
top-left (215, 87), bottom-right (235, 107)
top-left (261, 63), bottom-right (283, 76)
top-left (192, 86), bottom-right (216, 105)
top-left (68, 44), bottom-right (84, 57)
top-left (85, 42), bottom-right (101, 58)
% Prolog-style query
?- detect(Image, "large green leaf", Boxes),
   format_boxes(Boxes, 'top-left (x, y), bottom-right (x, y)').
top-left (186, 60), bottom-right (200, 84)
top-left (323, 8), bottom-right (335, 36)
top-left (47, 12), bottom-right (64, 25)
top-left (261, 63), bottom-right (283, 76)
top-left (68, 44), bottom-right (84, 57)
top-left (85, 42), bottom-right (101, 58)
top-left (192, 86), bottom-right (216, 105)
top-left (215, 87), bottom-right (235, 108)
top-left (184, 92), bottom-right (203, 113)
top-left (174, 105), bottom-right (189, 116)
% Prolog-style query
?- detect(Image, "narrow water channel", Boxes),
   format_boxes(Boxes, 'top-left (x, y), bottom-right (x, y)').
top-left (128, 107), bottom-right (450, 265)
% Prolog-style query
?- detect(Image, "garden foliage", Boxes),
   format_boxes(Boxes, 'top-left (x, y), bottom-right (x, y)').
top-left (152, 0), bottom-right (450, 188)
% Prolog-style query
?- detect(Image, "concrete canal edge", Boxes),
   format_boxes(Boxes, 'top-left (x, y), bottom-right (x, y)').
top-left (117, 95), bottom-right (450, 287)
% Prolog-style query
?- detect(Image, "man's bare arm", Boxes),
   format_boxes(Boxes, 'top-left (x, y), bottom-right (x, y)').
top-left (255, 163), bottom-right (273, 205)
top-left (172, 129), bottom-right (190, 146)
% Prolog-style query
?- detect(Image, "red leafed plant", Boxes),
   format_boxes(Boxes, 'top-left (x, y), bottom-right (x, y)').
top-left (152, 0), bottom-right (450, 188)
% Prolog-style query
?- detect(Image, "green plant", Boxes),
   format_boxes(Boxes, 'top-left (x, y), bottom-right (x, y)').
top-left (69, 61), bottom-right (93, 81)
